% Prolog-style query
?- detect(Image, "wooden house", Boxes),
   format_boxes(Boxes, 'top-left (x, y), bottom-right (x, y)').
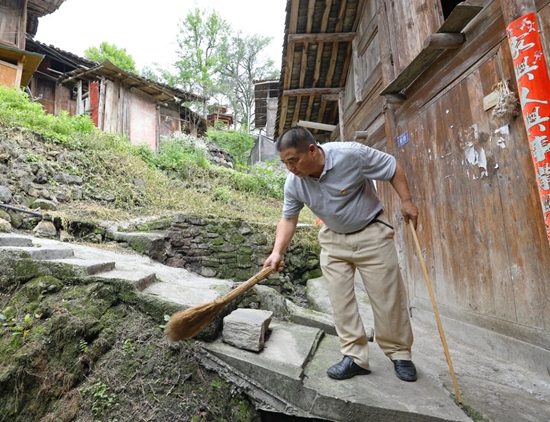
top-left (277, 0), bottom-right (550, 373)
top-left (0, 0), bottom-right (208, 151)
top-left (254, 79), bottom-right (280, 137)
top-left (0, 0), bottom-right (66, 87)
top-left (207, 105), bottom-right (234, 129)
top-left (22, 39), bottom-right (208, 151)
top-left (55, 60), bottom-right (208, 150)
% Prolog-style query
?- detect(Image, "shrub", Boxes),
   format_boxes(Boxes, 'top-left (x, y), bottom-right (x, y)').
top-left (0, 86), bottom-right (95, 143)
top-left (206, 128), bottom-right (255, 167)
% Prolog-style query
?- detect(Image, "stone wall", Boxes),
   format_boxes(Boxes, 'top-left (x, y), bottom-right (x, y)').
top-left (161, 215), bottom-right (321, 292)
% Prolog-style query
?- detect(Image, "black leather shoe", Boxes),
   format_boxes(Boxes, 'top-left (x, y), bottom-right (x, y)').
top-left (392, 360), bottom-right (417, 382)
top-left (326, 356), bottom-right (371, 380)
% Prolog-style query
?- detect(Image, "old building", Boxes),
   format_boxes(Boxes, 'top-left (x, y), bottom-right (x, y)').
top-left (0, 1), bottom-right (207, 151)
top-left (276, 0), bottom-right (550, 373)
top-left (0, 0), bottom-right (64, 87)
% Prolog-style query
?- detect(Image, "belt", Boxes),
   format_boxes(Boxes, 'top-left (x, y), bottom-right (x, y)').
top-left (345, 209), bottom-right (385, 235)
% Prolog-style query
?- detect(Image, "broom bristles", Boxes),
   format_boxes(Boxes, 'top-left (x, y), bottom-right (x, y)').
top-left (165, 267), bottom-right (273, 341)
top-left (166, 301), bottom-right (225, 341)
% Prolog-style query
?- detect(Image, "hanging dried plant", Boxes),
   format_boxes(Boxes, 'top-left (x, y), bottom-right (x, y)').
top-left (491, 80), bottom-right (519, 126)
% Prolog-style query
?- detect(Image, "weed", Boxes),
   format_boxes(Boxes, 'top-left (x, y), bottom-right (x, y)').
top-left (0, 86), bottom-right (95, 144)
top-left (82, 381), bottom-right (119, 414)
top-left (213, 186), bottom-right (232, 204)
top-left (78, 339), bottom-right (89, 354)
top-left (1, 307), bottom-right (36, 340)
top-left (158, 314), bottom-right (170, 330)
top-left (122, 339), bottom-right (135, 356)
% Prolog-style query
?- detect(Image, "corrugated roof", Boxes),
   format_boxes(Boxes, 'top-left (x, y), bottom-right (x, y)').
top-left (26, 38), bottom-right (96, 69)
top-left (59, 60), bottom-right (207, 105)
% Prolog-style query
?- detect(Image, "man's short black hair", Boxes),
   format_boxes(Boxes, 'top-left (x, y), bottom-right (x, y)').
top-left (276, 126), bottom-right (317, 153)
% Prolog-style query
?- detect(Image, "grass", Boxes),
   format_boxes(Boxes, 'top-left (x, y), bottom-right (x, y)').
top-left (0, 85), bottom-right (317, 226)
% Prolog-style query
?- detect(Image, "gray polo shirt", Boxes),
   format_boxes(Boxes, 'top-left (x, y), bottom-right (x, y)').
top-left (282, 142), bottom-right (396, 233)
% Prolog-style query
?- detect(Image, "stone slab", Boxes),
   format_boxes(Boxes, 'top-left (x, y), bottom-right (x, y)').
top-left (223, 308), bottom-right (273, 352)
top-left (96, 269), bottom-right (156, 291)
top-left (143, 282), bottom-right (227, 308)
top-left (303, 334), bottom-right (470, 422)
top-left (47, 258), bottom-right (116, 275)
top-left (203, 320), bottom-right (324, 381)
top-left (2, 246), bottom-right (75, 260)
top-left (0, 236), bottom-right (33, 247)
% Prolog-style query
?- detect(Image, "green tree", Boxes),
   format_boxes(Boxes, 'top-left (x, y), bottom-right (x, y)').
top-left (174, 8), bottom-right (230, 117)
top-left (219, 33), bottom-right (279, 131)
top-left (84, 42), bottom-right (137, 73)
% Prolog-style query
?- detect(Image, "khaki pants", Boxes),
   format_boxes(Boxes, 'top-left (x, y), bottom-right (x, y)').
top-left (318, 212), bottom-right (413, 369)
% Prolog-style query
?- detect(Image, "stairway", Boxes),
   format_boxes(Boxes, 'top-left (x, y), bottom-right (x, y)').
top-left (1, 233), bottom-right (548, 422)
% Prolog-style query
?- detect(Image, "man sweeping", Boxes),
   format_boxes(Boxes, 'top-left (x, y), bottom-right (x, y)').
top-left (263, 126), bottom-right (419, 382)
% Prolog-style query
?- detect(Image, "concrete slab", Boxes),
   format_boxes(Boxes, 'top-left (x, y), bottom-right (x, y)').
top-left (203, 321), bottom-right (324, 381)
top-left (46, 258), bottom-right (116, 275)
top-left (304, 273), bottom-right (550, 422)
top-left (0, 236), bottom-right (33, 247)
top-left (303, 334), bottom-right (470, 422)
top-left (143, 282), bottom-right (229, 307)
top-left (0, 246), bottom-right (75, 260)
top-left (96, 269), bottom-right (156, 291)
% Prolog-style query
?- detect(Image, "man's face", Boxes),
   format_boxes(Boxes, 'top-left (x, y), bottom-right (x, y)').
top-left (279, 144), bottom-right (316, 177)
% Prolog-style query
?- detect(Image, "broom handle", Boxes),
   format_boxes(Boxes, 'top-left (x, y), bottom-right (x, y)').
top-left (218, 267), bottom-right (273, 305)
top-left (409, 224), bottom-right (462, 405)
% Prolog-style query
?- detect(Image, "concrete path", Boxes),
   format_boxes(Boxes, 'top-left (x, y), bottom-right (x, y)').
top-left (1, 233), bottom-right (548, 422)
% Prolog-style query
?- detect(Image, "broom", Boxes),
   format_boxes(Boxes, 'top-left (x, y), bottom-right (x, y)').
top-left (165, 267), bottom-right (273, 341)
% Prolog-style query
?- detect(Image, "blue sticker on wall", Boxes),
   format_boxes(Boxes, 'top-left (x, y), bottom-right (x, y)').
top-left (397, 131), bottom-right (409, 147)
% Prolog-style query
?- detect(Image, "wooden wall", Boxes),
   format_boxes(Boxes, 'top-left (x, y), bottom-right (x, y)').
top-left (340, 0), bottom-right (384, 142)
top-left (345, 0), bottom-right (550, 369)
top-left (383, 0), bottom-right (441, 74)
top-left (128, 88), bottom-right (157, 150)
top-left (0, 0), bottom-right (25, 49)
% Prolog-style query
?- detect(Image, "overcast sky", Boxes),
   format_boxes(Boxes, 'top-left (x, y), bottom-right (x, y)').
top-left (36, 0), bottom-right (287, 71)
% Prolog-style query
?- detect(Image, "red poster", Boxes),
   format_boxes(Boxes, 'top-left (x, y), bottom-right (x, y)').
top-left (89, 81), bottom-right (99, 127)
top-left (507, 13), bottom-right (550, 244)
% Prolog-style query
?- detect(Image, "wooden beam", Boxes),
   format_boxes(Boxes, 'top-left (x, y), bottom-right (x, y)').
top-left (322, 0), bottom-right (348, 125)
top-left (297, 120), bottom-right (337, 132)
top-left (423, 33), bottom-right (465, 50)
top-left (384, 93), bottom-right (407, 104)
top-left (354, 131), bottom-right (369, 141)
top-left (283, 87), bottom-right (344, 96)
top-left (322, 94), bottom-right (340, 101)
top-left (438, 3), bottom-right (484, 33)
top-left (380, 2), bottom-right (483, 97)
top-left (279, 0), bottom-right (300, 136)
top-left (288, 32), bottom-right (356, 43)
top-left (352, 37), bottom-right (364, 104)
top-left (338, 91), bottom-right (345, 141)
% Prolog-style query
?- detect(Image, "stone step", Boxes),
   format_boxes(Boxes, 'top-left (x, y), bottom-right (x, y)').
top-left (198, 321), bottom-right (325, 417)
top-left (142, 277), bottom-right (233, 308)
top-left (0, 237), bottom-right (34, 247)
top-left (46, 258), bottom-right (116, 275)
top-left (1, 246), bottom-right (75, 260)
top-left (301, 334), bottom-right (470, 422)
top-left (95, 269), bottom-right (157, 291)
